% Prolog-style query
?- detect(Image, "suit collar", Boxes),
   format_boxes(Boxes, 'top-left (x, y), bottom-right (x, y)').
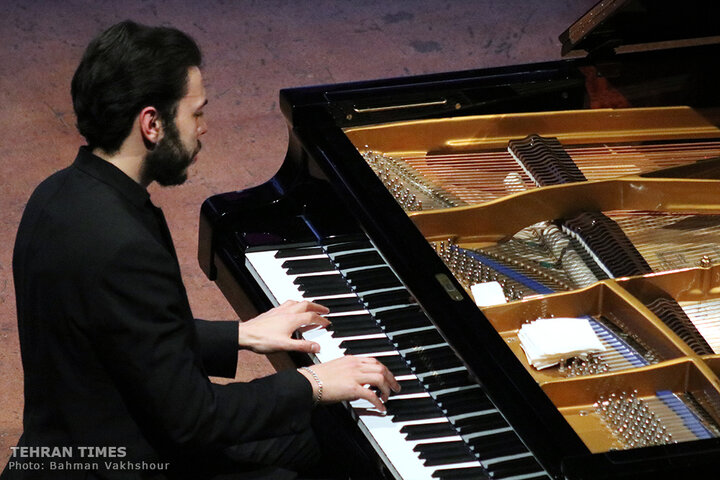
top-left (73, 146), bottom-right (150, 208)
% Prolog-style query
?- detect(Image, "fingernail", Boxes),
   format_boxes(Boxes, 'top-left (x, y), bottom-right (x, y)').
top-left (311, 343), bottom-right (320, 353)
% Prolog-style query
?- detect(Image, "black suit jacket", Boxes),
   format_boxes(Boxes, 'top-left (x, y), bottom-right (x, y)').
top-left (4, 148), bottom-right (312, 478)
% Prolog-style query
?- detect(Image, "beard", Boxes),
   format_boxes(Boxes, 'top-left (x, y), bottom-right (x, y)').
top-left (141, 119), bottom-right (200, 186)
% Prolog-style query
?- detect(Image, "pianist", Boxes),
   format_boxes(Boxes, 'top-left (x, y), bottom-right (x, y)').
top-left (3, 20), bottom-right (398, 480)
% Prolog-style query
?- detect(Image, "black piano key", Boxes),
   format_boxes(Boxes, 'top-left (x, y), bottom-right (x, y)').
top-left (390, 409), bottom-right (446, 423)
top-left (346, 267), bottom-right (402, 290)
top-left (326, 313), bottom-right (374, 326)
top-left (362, 289), bottom-right (414, 309)
top-left (282, 258), bottom-right (335, 274)
top-left (327, 324), bottom-right (384, 337)
top-left (392, 329), bottom-right (445, 350)
top-left (340, 337), bottom-right (395, 355)
top-left (301, 283), bottom-right (352, 297)
top-left (406, 347), bottom-right (464, 372)
top-left (375, 305), bottom-right (422, 320)
top-left (406, 346), bottom-right (455, 363)
top-left (420, 445), bottom-right (477, 467)
top-left (377, 307), bottom-right (434, 332)
top-left (415, 440), bottom-right (468, 456)
top-left (422, 370), bottom-right (474, 392)
top-left (274, 246), bottom-right (324, 258)
top-left (436, 388), bottom-right (492, 412)
top-left (481, 442), bottom-right (528, 461)
top-left (324, 239), bottom-right (372, 253)
top-left (386, 397), bottom-right (444, 422)
top-left (382, 317), bottom-right (433, 333)
top-left (312, 296), bottom-right (364, 313)
top-left (487, 456), bottom-right (543, 479)
top-left (346, 265), bottom-right (396, 283)
top-left (468, 431), bottom-right (526, 458)
top-left (326, 315), bottom-right (379, 335)
top-left (333, 250), bottom-right (384, 269)
top-left (394, 378), bottom-right (425, 395)
top-left (424, 453), bottom-right (478, 467)
top-left (297, 280), bottom-right (352, 296)
top-left (400, 422), bottom-right (456, 440)
top-left (442, 399), bottom-right (490, 417)
top-left (345, 266), bottom-right (389, 281)
top-left (375, 355), bottom-right (412, 376)
top-left (352, 276), bottom-right (403, 292)
top-left (431, 466), bottom-right (490, 479)
top-left (453, 413), bottom-right (507, 435)
top-left (294, 273), bottom-right (342, 285)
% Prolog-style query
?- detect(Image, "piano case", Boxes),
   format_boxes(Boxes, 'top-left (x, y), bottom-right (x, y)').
top-left (199, 1), bottom-right (720, 478)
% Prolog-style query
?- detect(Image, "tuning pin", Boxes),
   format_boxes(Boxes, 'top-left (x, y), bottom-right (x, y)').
top-left (699, 255), bottom-right (712, 268)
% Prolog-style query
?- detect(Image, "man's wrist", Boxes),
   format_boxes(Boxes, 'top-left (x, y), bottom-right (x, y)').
top-left (298, 366), bottom-right (323, 406)
top-left (236, 321), bottom-right (258, 351)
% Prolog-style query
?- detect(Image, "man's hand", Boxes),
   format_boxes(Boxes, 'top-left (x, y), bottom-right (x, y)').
top-left (238, 300), bottom-right (330, 354)
top-left (297, 356), bottom-right (401, 413)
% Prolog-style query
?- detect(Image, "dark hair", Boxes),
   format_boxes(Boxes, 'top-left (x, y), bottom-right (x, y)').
top-left (71, 21), bottom-right (202, 153)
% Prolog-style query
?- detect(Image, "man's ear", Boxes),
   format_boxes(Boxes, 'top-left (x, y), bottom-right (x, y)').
top-left (139, 106), bottom-right (162, 146)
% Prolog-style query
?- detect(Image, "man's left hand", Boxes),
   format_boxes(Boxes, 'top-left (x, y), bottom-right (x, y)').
top-left (237, 300), bottom-right (330, 354)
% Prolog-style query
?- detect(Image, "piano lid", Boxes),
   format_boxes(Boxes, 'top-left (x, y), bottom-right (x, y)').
top-left (559, 0), bottom-right (720, 56)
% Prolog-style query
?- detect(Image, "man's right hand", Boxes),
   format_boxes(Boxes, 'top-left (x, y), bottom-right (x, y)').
top-left (297, 356), bottom-right (400, 413)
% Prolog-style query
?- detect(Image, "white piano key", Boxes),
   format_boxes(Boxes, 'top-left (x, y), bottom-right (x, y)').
top-left (246, 250), bottom-right (308, 304)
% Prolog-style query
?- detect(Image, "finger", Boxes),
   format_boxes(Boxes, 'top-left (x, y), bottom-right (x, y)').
top-left (295, 312), bottom-right (330, 329)
top-left (361, 358), bottom-right (400, 393)
top-left (362, 372), bottom-right (391, 402)
top-left (286, 339), bottom-right (321, 354)
top-left (384, 368), bottom-right (401, 393)
top-left (355, 385), bottom-right (386, 413)
top-left (293, 300), bottom-right (330, 315)
top-left (297, 322), bottom-right (328, 334)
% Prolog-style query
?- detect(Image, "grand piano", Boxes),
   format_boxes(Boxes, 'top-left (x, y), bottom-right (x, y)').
top-left (198, 1), bottom-right (720, 478)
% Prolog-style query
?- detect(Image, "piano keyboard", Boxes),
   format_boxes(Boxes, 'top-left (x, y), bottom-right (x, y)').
top-left (245, 238), bottom-right (550, 480)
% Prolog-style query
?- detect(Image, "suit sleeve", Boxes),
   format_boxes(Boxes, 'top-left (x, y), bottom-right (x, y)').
top-left (85, 238), bottom-right (313, 451)
top-left (194, 319), bottom-right (239, 378)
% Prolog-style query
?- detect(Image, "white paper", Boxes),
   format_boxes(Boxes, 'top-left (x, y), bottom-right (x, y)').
top-left (518, 317), bottom-right (606, 369)
top-left (471, 281), bottom-right (507, 307)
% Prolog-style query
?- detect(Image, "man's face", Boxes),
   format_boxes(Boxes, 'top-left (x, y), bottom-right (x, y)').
top-left (142, 66), bottom-right (207, 186)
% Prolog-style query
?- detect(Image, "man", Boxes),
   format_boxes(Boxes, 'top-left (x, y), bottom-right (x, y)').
top-left (3, 20), bottom-right (398, 479)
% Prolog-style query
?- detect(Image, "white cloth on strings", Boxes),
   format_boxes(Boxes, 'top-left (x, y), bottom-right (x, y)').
top-left (518, 317), bottom-right (605, 370)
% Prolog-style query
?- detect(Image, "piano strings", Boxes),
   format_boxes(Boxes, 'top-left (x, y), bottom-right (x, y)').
top-left (360, 127), bottom-right (720, 303)
top-left (360, 141), bottom-right (720, 211)
top-left (683, 298), bottom-right (720, 353)
top-left (607, 211), bottom-right (720, 271)
top-left (362, 150), bottom-right (465, 211)
top-left (593, 390), bottom-right (715, 449)
top-left (565, 317), bottom-right (653, 377)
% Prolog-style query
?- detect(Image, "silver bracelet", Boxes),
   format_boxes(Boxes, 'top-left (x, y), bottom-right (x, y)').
top-left (300, 366), bottom-right (323, 406)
